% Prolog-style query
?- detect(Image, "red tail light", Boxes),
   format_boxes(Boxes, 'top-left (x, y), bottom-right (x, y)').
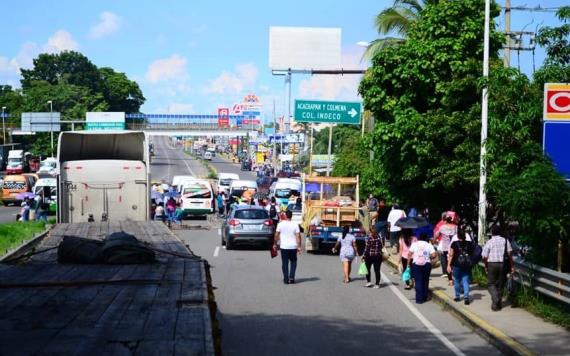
top-left (228, 219), bottom-right (240, 226)
top-left (263, 219), bottom-right (273, 226)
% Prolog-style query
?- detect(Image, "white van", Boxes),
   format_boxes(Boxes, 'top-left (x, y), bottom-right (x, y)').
top-left (270, 178), bottom-right (302, 207)
top-left (34, 178), bottom-right (57, 199)
top-left (181, 179), bottom-right (214, 215)
top-left (172, 175), bottom-right (195, 192)
top-left (204, 151), bottom-right (213, 160)
top-left (38, 157), bottom-right (58, 176)
top-left (229, 180), bottom-right (258, 200)
top-left (217, 173), bottom-right (239, 194)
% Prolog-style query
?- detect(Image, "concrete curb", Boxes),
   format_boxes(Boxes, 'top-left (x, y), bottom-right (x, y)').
top-left (384, 256), bottom-right (535, 356)
top-left (0, 226), bottom-right (52, 263)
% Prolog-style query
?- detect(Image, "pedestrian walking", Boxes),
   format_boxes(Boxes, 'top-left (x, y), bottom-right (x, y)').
top-left (447, 229), bottom-right (474, 305)
top-left (399, 229), bottom-right (417, 289)
top-left (154, 203), bottom-right (165, 222)
top-left (332, 225), bottom-right (360, 283)
top-left (362, 227), bottom-right (382, 288)
top-left (387, 204), bottom-right (406, 253)
top-left (165, 197), bottom-right (176, 225)
top-left (435, 215), bottom-right (456, 286)
top-left (482, 224), bottom-right (515, 311)
top-left (407, 232), bottom-right (438, 304)
top-left (374, 199), bottom-right (390, 245)
top-left (274, 210), bottom-right (302, 284)
top-left (216, 192), bottom-right (225, 216)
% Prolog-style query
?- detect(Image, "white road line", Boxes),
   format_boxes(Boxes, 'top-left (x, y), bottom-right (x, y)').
top-left (213, 246), bottom-right (220, 257)
top-left (381, 271), bottom-right (466, 356)
top-left (178, 147), bottom-right (196, 176)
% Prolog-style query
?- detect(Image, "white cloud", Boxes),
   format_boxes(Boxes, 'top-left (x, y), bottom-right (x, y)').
top-left (145, 54), bottom-right (188, 83)
top-left (297, 49), bottom-right (365, 101)
top-left (167, 103), bottom-right (195, 114)
top-left (44, 30), bottom-right (79, 53)
top-left (205, 63), bottom-right (259, 94)
top-left (89, 11), bottom-right (122, 39)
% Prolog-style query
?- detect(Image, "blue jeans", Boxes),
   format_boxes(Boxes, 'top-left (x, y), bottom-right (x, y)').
top-left (411, 263), bottom-right (432, 304)
top-left (452, 266), bottom-right (471, 300)
top-left (280, 249), bottom-right (298, 282)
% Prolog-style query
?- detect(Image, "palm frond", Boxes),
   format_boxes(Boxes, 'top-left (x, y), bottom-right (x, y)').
top-left (393, 0), bottom-right (423, 14)
top-left (361, 37), bottom-right (405, 61)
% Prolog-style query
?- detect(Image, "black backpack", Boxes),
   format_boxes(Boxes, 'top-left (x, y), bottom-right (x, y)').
top-left (269, 204), bottom-right (277, 219)
top-left (456, 241), bottom-right (472, 268)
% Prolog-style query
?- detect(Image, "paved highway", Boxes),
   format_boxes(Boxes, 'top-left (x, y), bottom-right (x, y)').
top-left (149, 137), bottom-right (501, 355)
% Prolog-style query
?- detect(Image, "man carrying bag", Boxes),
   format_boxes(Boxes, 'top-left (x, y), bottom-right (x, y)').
top-left (482, 224), bottom-right (515, 311)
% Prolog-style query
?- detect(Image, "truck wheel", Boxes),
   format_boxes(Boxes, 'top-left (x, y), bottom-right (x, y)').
top-left (226, 236), bottom-right (234, 250)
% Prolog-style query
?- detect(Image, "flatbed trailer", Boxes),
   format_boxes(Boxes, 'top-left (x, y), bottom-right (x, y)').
top-left (0, 221), bottom-right (217, 355)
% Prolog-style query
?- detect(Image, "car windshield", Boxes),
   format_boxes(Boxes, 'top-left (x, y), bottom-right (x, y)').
top-left (183, 184), bottom-right (211, 199)
top-left (219, 179), bottom-right (234, 186)
top-left (40, 161), bottom-right (56, 169)
top-left (231, 187), bottom-right (256, 198)
top-left (275, 188), bottom-right (299, 199)
top-left (8, 159), bottom-right (20, 167)
top-left (234, 209), bottom-right (268, 219)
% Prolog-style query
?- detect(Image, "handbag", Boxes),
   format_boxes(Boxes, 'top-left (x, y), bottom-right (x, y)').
top-left (358, 260), bottom-right (368, 276)
top-left (402, 267), bottom-right (411, 283)
top-left (503, 237), bottom-right (512, 271)
top-left (270, 245), bottom-right (278, 258)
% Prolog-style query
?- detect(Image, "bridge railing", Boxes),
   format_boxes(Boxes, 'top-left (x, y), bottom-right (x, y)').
top-left (513, 259), bottom-right (570, 306)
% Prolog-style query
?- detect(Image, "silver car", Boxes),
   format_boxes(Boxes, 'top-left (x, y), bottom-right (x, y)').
top-left (221, 205), bottom-right (275, 249)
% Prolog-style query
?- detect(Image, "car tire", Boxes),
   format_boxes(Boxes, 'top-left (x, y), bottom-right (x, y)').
top-left (226, 236), bottom-right (234, 250)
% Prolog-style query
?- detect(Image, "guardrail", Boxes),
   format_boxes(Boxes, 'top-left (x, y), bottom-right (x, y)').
top-left (513, 259), bottom-right (570, 305)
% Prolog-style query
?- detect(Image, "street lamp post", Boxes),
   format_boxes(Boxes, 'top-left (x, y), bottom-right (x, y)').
top-left (478, 0), bottom-right (491, 244)
top-left (47, 100), bottom-right (53, 156)
top-left (1, 106), bottom-right (6, 143)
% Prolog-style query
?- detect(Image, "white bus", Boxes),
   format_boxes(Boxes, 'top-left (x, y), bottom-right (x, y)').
top-left (181, 179), bottom-right (214, 216)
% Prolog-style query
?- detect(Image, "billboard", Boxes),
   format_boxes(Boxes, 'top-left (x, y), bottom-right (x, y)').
top-left (543, 121), bottom-right (570, 181)
top-left (544, 83), bottom-right (570, 121)
top-left (269, 27), bottom-right (341, 71)
top-left (86, 112), bottom-right (125, 130)
top-left (21, 112), bottom-right (61, 132)
top-left (218, 108), bottom-right (230, 127)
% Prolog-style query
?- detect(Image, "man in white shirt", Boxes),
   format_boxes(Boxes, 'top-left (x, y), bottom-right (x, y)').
top-left (274, 210), bottom-right (301, 284)
top-left (387, 204), bottom-right (406, 253)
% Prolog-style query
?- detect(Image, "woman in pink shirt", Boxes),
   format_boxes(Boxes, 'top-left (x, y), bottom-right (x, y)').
top-left (399, 229), bottom-right (417, 289)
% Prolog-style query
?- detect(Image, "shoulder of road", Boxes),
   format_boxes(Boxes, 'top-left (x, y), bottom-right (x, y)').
top-left (382, 253), bottom-right (570, 356)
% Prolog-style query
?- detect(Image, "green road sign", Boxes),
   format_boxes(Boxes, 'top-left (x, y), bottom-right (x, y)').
top-left (294, 99), bottom-right (362, 125)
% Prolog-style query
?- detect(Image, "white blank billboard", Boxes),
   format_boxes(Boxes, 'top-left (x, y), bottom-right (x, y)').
top-left (21, 112), bottom-right (61, 132)
top-left (269, 27), bottom-right (341, 71)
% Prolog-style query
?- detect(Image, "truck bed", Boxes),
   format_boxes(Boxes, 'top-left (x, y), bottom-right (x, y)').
top-left (0, 221), bottom-right (216, 355)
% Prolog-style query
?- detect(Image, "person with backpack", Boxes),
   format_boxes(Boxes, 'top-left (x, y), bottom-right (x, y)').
top-left (266, 197), bottom-right (279, 224)
top-left (447, 229), bottom-right (475, 305)
top-left (332, 225), bottom-right (360, 283)
top-left (407, 232), bottom-right (438, 304)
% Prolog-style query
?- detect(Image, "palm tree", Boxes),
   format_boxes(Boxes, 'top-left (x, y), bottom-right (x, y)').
top-left (363, 0), bottom-right (437, 60)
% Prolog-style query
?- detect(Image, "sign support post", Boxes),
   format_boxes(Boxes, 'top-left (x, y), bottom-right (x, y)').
top-left (326, 125), bottom-right (333, 176)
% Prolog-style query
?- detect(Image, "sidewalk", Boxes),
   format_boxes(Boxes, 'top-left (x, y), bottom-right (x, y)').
top-left (385, 254), bottom-right (570, 355)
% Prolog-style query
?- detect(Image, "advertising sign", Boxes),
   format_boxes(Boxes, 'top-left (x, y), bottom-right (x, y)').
top-left (268, 133), bottom-right (305, 144)
top-left (544, 83), bottom-right (570, 121)
top-left (294, 99), bottom-right (361, 125)
top-left (543, 121), bottom-right (570, 181)
top-left (86, 112), bottom-right (125, 130)
top-left (218, 108), bottom-right (230, 127)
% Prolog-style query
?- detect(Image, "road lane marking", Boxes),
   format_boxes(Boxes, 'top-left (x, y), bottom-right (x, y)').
top-left (213, 246), bottom-right (220, 257)
top-left (217, 228), bottom-right (221, 236)
top-left (381, 271), bottom-right (466, 356)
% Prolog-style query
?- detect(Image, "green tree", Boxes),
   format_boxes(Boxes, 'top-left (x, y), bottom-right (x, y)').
top-left (363, 0), bottom-right (438, 60)
top-left (99, 67), bottom-right (145, 113)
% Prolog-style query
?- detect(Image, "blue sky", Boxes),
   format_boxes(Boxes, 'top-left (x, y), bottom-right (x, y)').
top-left (0, 0), bottom-right (567, 121)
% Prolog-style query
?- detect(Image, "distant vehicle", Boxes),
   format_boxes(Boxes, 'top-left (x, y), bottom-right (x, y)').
top-left (217, 173), bottom-right (240, 194)
top-left (34, 177), bottom-right (57, 214)
top-left (6, 150), bottom-right (25, 174)
top-left (229, 180), bottom-right (258, 200)
top-left (180, 179), bottom-right (214, 216)
top-left (221, 205), bottom-right (275, 249)
top-left (269, 178), bottom-right (302, 207)
top-left (37, 157), bottom-right (58, 176)
top-left (204, 151), bottom-right (213, 160)
top-left (241, 160), bottom-right (251, 171)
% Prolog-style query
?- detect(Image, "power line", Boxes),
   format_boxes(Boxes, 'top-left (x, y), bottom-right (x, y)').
top-left (501, 5), bottom-right (562, 13)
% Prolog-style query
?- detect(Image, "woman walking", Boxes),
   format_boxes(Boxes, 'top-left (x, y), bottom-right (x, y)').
top-left (362, 227), bottom-right (382, 288)
top-left (407, 232), bottom-right (438, 304)
top-left (399, 229), bottom-right (416, 289)
top-left (332, 225), bottom-right (360, 283)
top-left (447, 229), bottom-right (475, 305)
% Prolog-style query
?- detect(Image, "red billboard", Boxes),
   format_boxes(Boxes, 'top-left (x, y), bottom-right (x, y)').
top-left (218, 108), bottom-right (230, 127)
top-left (544, 83), bottom-right (570, 121)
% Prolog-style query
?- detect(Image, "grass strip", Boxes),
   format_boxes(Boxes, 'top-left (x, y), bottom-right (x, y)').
top-left (0, 221), bottom-right (47, 256)
top-left (184, 150), bottom-right (218, 180)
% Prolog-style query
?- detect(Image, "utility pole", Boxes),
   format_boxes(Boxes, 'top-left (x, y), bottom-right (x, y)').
top-left (504, 0), bottom-right (511, 67)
